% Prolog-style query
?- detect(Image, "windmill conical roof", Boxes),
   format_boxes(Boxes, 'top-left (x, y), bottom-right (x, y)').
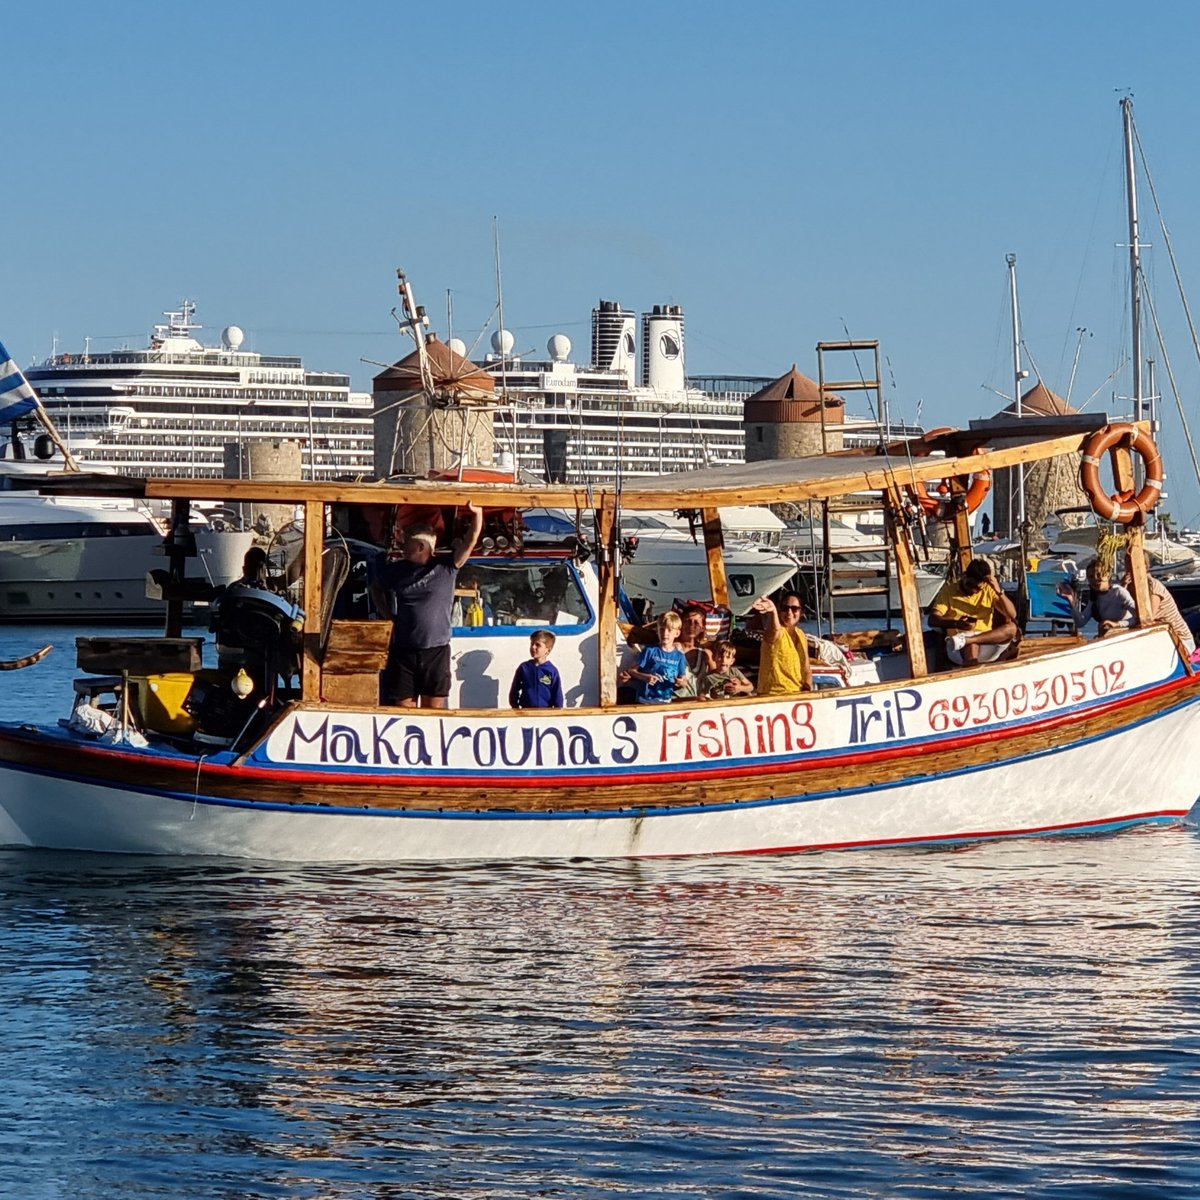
top-left (373, 337), bottom-right (496, 399)
top-left (993, 380), bottom-right (1076, 418)
top-left (745, 365), bottom-right (843, 422)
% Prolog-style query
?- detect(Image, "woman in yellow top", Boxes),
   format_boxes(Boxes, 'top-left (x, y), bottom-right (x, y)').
top-left (927, 558), bottom-right (1020, 666)
top-left (751, 592), bottom-right (811, 694)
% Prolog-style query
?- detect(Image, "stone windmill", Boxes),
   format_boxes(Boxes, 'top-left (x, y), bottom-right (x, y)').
top-left (989, 381), bottom-right (1088, 547)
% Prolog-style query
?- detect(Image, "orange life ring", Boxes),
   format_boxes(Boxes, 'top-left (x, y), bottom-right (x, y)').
top-left (1079, 422), bottom-right (1164, 524)
top-left (905, 432), bottom-right (991, 516)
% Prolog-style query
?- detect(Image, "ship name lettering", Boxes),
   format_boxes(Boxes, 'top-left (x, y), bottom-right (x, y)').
top-left (659, 703), bottom-right (818, 762)
top-left (369, 717), bottom-right (432, 766)
top-left (611, 715), bottom-right (640, 764)
top-left (837, 689), bottom-right (922, 745)
top-left (438, 721), bottom-right (601, 768)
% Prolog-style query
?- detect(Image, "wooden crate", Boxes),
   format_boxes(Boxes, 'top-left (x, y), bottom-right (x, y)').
top-left (321, 673), bottom-right (381, 706)
top-left (322, 620), bottom-right (391, 666)
top-left (320, 620), bottom-right (390, 707)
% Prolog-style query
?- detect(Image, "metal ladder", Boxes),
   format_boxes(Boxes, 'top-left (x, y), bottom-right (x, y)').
top-left (814, 341), bottom-right (894, 634)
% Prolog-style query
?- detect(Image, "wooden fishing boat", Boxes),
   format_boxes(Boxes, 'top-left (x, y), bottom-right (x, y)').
top-left (0, 416), bottom-right (1195, 861)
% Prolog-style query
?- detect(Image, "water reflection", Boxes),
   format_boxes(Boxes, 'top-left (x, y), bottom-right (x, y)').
top-left (3, 832), bottom-right (1200, 1196)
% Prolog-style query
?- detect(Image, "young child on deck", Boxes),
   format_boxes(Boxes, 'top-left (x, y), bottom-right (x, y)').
top-left (625, 611), bottom-right (689, 704)
top-left (702, 640), bottom-right (755, 699)
top-left (509, 630), bottom-right (564, 709)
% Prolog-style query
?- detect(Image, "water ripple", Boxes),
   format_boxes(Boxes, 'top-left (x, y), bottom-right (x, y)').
top-left (1, 832), bottom-right (1199, 1197)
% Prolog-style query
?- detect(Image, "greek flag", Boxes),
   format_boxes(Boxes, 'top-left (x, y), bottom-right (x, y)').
top-left (0, 342), bottom-right (41, 423)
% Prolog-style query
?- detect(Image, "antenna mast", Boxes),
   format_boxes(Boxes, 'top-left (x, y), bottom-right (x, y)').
top-left (1122, 95), bottom-right (1144, 426)
top-left (1007, 252), bottom-right (1026, 540)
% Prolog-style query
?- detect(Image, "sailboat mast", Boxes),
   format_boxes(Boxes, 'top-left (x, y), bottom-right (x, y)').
top-left (1007, 252), bottom-right (1026, 539)
top-left (1122, 95), bottom-right (1144, 424)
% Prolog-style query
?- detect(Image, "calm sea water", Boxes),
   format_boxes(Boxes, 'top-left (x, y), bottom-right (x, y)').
top-left (2, 626), bottom-right (1200, 1198)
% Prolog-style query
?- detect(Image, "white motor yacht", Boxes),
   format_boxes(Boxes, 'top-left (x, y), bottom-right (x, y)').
top-left (782, 515), bottom-right (945, 617)
top-left (0, 489), bottom-right (253, 620)
top-left (521, 508), bottom-right (799, 616)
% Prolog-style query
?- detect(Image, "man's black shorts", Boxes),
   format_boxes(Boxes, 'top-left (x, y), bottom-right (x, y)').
top-left (387, 644), bottom-right (452, 702)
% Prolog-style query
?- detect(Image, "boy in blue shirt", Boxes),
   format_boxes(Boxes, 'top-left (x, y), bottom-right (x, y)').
top-left (626, 611), bottom-right (689, 703)
top-left (509, 630), bottom-right (564, 708)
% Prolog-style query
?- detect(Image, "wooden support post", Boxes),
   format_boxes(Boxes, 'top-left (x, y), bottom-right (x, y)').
top-left (1112, 440), bottom-right (1153, 622)
top-left (164, 498), bottom-right (191, 639)
top-left (947, 478), bottom-right (973, 574)
top-left (885, 485), bottom-right (928, 677)
top-left (1126, 522), bottom-right (1152, 627)
top-left (701, 506), bottom-right (730, 609)
top-left (301, 499), bottom-right (324, 702)
top-left (597, 498), bottom-right (619, 707)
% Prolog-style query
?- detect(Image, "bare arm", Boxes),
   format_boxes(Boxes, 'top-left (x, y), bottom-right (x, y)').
top-left (751, 595), bottom-right (780, 641)
top-left (992, 584), bottom-right (1017, 625)
top-left (453, 502), bottom-right (484, 569)
top-left (928, 608), bottom-right (968, 631)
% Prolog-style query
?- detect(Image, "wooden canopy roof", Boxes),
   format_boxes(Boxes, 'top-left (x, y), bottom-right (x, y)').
top-left (17, 416), bottom-right (1109, 511)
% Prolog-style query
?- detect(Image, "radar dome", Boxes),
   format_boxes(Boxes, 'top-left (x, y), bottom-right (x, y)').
top-left (222, 325), bottom-right (245, 350)
top-left (447, 337), bottom-right (468, 357)
top-left (547, 334), bottom-right (572, 361)
top-left (491, 328), bottom-right (515, 356)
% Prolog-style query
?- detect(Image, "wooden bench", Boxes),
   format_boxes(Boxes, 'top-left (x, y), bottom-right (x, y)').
top-left (1016, 633), bottom-right (1085, 660)
top-left (76, 636), bottom-right (203, 675)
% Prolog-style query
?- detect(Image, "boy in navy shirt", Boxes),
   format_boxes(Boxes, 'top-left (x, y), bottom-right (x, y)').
top-left (509, 630), bottom-right (564, 708)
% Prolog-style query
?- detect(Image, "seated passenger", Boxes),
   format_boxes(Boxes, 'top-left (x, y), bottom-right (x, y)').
top-left (675, 604), bottom-right (715, 698)
top-left (1056, 561), bottom-right (1135, 637)
top-left (750, 591), bottom-right (811, 695)
top-left (623, 612), bottom-right (689, 704)
top-left (1122, 551), bottom-right (1196, 654)
top-left (703, 641), bottom-right (755, 698)
top-left (927, 558), bottom-right (1020, 667)
top-left (237, 545), bottom-right (271, 589)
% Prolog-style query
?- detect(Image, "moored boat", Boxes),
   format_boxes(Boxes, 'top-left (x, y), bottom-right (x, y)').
top-left (0, 417), bottom-right (1195, 860)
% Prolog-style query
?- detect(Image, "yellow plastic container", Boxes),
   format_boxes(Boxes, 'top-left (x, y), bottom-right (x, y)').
top-left (131, 672), bottom-right (197, 735)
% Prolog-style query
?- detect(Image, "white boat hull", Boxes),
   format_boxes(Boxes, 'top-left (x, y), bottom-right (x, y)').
top-left (818, 570), bottom-right (944, 618)
top-left (0, 528), bottom-right (254, 619)
top-left (0, 627), bottom-right (1196, 861)
top-left (622, 546), bottom-right (797, 616)
top-left (0, 698), bottom-right (1193, 860)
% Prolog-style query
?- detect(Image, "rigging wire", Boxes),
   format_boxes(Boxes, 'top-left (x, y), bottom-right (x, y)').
top-left (1140, 283), bottom-right (1200, 494)
top-left (1064, 327), bottom-right (1092, 407)
top-left (1133, 119), bottom-right (1200, 452)
top-left (1056, 134), bottom-right (1118, 385)
top-left (1078, 358), bottom-right (1128, 413)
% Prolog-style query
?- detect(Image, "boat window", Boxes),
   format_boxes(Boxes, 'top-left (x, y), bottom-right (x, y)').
top-left (1, 522), bottom-right (154, 541)
top-left (455, 559), bottom-right (592, 628)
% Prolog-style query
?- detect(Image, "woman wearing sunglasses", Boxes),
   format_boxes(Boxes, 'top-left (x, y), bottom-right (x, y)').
top-left (751, 591), bottom-right (812, 695)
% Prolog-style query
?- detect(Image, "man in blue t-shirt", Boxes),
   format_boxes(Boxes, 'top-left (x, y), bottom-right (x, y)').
top-left (509, 630), bottom-right (564, 708)
top-left (376, 503), bottom-right (483, 708)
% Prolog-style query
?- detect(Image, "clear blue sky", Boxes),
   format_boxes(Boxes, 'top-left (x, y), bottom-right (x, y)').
top-left (9, 1), bottom-right (1200, 520)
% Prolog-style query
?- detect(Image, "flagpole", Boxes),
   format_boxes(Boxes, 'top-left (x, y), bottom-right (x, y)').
top-left (35, 407), bottom-right (82, 472)
top-left (0, 341), bottom-right (81, 472)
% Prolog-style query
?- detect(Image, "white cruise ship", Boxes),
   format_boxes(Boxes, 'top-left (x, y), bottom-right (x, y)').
top-left (23, 302), bottom-right (374, 481)
top-left (464, 301), bottom-right (746, 482)
top-left (454, 300), bottom-right (920, 486)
